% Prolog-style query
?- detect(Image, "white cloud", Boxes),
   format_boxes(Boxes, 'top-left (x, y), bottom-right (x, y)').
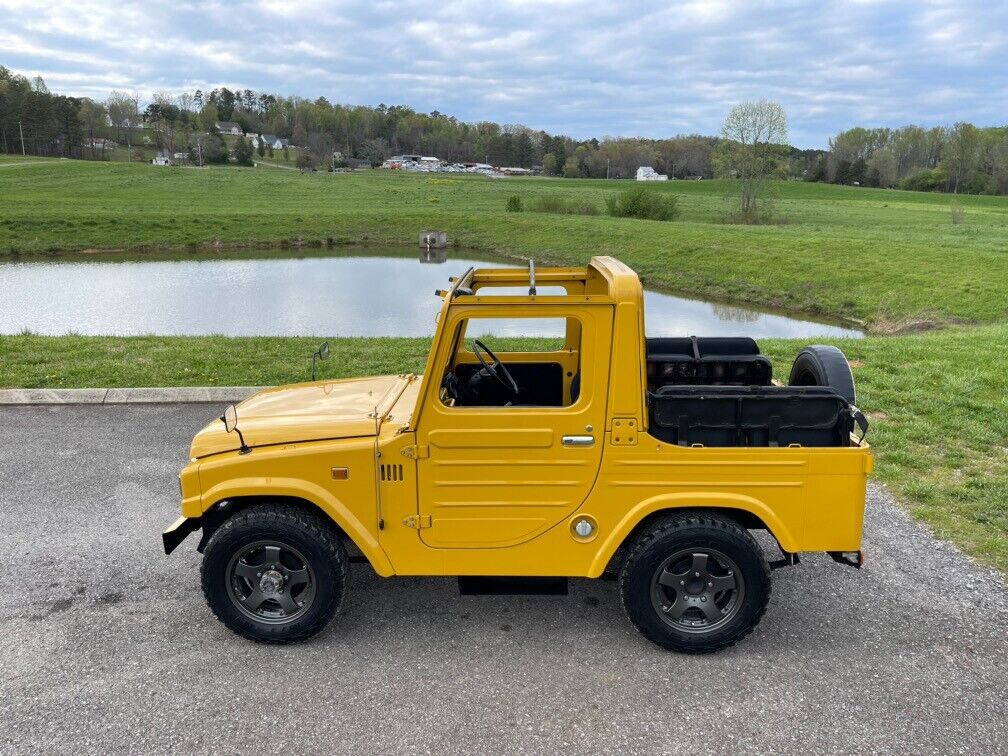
top-left (0, 0), bottom-right (1005, 146)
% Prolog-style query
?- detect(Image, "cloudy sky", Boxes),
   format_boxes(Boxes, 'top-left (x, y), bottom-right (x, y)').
top-left (1, 0), bottom-right (1005, 147)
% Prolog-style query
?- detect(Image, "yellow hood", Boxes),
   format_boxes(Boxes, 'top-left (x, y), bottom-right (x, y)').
top-left (190, 375), bottom-right (416, 458)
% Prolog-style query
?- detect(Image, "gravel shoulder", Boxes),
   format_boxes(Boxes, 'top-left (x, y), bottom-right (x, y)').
top-left (1, 404), bottom-right (1005, 755)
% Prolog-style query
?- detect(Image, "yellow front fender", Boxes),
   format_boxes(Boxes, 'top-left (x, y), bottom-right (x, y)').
top-left (198, 476), bottom-right (395, 577)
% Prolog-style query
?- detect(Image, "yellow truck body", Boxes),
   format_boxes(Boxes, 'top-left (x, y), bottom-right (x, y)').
top-left (168, 256), bottom-right (871, 652)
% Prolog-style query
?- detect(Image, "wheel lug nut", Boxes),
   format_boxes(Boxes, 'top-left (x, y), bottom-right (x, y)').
top-left (679, 580), bottom-right (685, 586)
top-left (694, 572), bottom-right (700, 577)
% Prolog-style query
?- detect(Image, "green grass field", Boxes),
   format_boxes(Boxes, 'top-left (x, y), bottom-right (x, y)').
top-left (2, 161), bottom-right (1007, 327)
top-left (1, 159), bottom-right (1006, 570)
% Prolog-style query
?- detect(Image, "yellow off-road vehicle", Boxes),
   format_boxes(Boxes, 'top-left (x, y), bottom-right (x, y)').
top-left (164, 257), bottom-right (872, 653)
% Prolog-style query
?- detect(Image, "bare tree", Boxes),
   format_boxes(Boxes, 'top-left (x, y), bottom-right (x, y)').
top-left (78, 99), bottom-right (108, 158)
top-left (177, 92), bottom-right (195, 115)
top-left (305, 131), bottom-right (334, 168)
top-left (717, 100), bottom-right (789, 218)
top-left (943, 122), bottom-right (981, 193)
top-left (106, 90), bottom-right (139, 142)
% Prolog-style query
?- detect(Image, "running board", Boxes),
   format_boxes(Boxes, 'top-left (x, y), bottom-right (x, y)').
top-left (458, 576), bottom-right (569, 596)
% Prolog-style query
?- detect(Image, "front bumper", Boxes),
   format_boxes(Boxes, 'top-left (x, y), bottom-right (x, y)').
top-left (162, 516), bottom-right (201, 555)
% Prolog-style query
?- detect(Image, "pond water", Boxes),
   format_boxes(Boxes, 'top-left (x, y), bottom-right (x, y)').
top-left (0, 247), bottom-right (861, 338)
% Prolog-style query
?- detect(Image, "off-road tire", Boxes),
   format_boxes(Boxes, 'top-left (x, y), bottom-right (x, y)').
top-left (201, 503), bottom-right (348, 644)
top-left (619, 512), bottom-right (771, 654)
top-left (788, 345), bottom-right (857, 404)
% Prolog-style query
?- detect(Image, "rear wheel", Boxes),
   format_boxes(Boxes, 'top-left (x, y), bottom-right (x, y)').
top-left (201, 503), bottom-right (348, 644)
top-left (619, 512), bottom-right (770, 653)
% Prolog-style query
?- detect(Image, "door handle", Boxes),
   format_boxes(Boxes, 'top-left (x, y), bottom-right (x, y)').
top-left (562, 435), bottom-right (595, 447)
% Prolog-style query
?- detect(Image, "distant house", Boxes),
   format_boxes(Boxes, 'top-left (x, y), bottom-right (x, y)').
top-left (636, 166), bottom-right (668, 181)
top-left (253, 133), bottom-right (288, 150)
top-left (215, 121), bottom-right (243, 136)
top-left (152, 154), bottom-right (171, 166)
top-left (173, 152), bottom-right (189, 162)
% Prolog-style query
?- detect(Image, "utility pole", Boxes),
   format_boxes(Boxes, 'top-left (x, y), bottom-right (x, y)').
top-left (19, 120), bottom-right (26, 156)
top-left (606, 158), bottom-right (610, 180)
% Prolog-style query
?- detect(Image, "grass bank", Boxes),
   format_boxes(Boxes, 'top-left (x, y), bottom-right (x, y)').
top-left (2, 162), bottom-right (1007, 327)
top-left (2, 327), bottom-right (1005, 572)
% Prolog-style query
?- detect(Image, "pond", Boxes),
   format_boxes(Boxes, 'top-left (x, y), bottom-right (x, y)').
top-left (0, 247), bottom-right (862, 338)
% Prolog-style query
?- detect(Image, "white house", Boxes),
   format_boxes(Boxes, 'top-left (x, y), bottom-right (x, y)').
top-left (152, 155), bottom-right (171, 166)
top-left (253, 134), bottom-right (288, 150)
top-left (215, 121), bottom-right (243, 137)
top-left (636, 166), bottom-right (668, 181)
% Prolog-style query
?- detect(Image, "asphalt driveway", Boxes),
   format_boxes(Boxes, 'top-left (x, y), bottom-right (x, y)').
top-left (1, 404), bottom-right (1005, 755)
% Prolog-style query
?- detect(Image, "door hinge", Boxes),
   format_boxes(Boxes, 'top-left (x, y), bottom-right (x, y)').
top-left (400, 444), bottom-right (429, 460)
top-left (611, 418), bottom-right (638, 445)
top-left (402, 514), bottom-right (432, 529)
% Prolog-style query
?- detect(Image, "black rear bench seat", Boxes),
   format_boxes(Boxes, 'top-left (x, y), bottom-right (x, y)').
top-left (648, 384), bottom-right (858, 448)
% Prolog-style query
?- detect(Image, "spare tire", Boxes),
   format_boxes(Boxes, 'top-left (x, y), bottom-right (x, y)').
top-left (788, 345), bottom-right (856, 404)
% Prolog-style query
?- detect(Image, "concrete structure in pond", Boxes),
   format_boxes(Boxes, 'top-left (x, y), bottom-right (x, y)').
top-left (419, 231), bottom-right (448, 249)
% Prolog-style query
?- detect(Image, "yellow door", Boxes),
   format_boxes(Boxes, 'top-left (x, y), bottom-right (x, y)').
top-left (415, 305), bottom-right (612, 548)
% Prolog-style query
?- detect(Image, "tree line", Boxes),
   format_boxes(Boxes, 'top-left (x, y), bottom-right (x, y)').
top-left (808, 124), bottom-right (1008, 194)
top-left (2, 65), bottom-right (1005, 195)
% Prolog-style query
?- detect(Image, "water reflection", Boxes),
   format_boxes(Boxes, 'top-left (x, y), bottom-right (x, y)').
top-left (710, 303), bottom-right (761, 323)
top-left (0, 247), bottom-right (862, 339)
top-left (419, 249), bottom-right (448, 264)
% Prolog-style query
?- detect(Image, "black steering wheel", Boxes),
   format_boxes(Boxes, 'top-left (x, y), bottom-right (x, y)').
top-left (472, 339), bottom-right (519, 396)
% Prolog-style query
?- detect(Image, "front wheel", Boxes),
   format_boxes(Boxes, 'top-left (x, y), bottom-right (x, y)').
top-left (619, 512), bottom-right (770, 653)
top-left (201, 503), bottom-right (348, 644)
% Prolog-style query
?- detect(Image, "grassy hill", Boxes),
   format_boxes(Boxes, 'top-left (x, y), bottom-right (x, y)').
top-left (1, 161), bottom-right (1006, 328)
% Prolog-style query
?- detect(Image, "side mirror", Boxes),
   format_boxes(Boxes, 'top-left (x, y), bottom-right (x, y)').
top-left (312, 341), bottom-right (330, 381)
top-left (220, 404), bottom-right (250, 454)
top-left (222, 403), bottom-right (238, 433)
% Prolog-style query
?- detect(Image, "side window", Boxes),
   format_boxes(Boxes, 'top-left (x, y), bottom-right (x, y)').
top-left (440, 316), bottom-right (584, 409)
top-left (463, 317), bottom-right (567, 349)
